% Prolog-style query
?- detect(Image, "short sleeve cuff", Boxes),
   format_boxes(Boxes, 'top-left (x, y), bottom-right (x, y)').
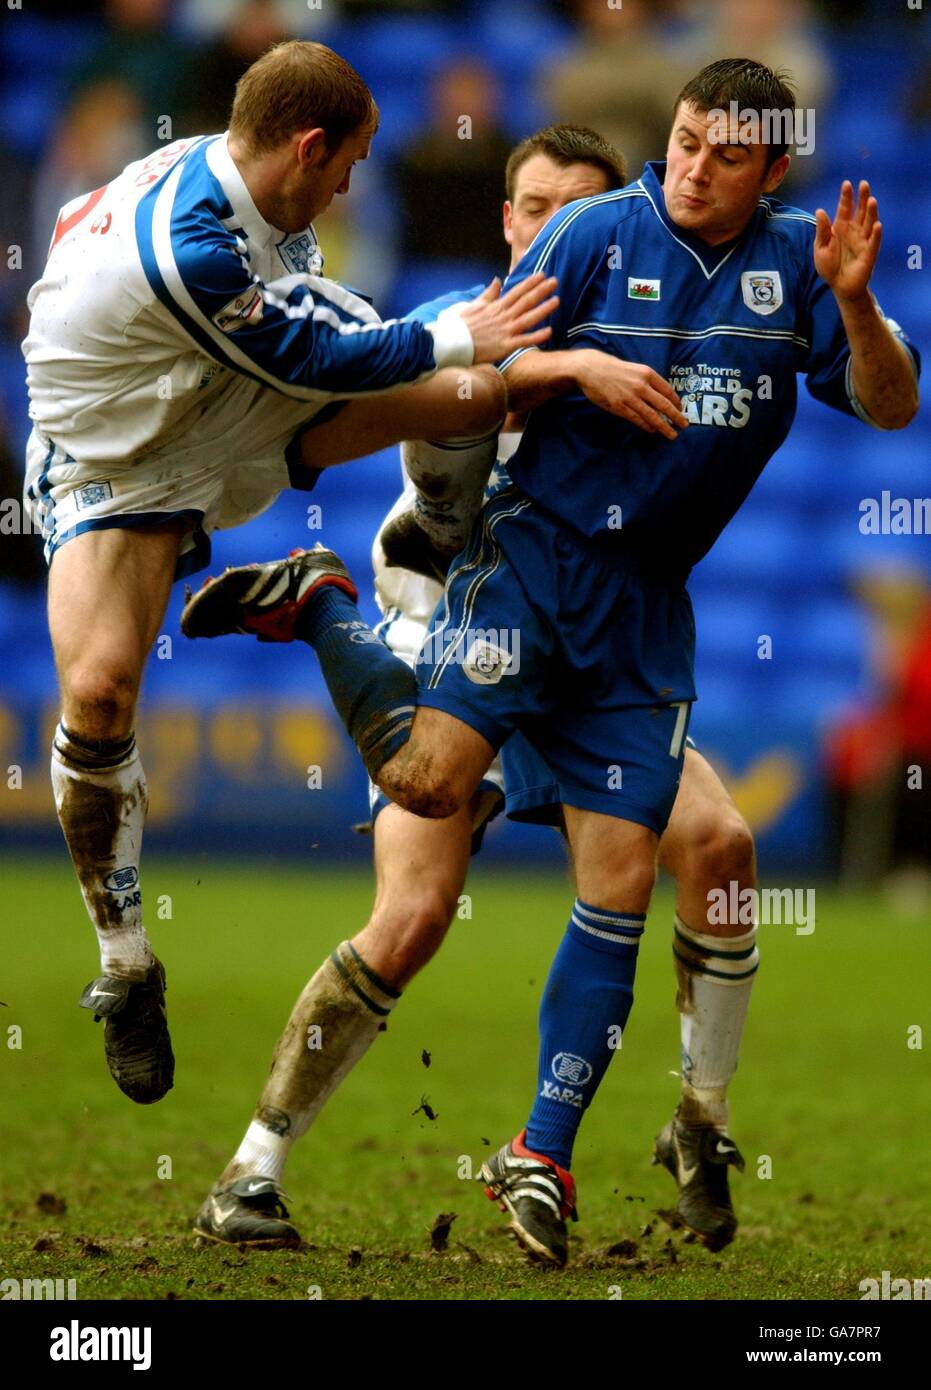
top-left (498, 345), bottom-right (540, 373)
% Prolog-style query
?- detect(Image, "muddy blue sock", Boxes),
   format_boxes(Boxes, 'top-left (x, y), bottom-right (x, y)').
top-left (295, 587), bottom-right (416, 779)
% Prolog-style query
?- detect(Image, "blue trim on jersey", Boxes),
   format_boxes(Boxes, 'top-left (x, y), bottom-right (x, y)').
top-left (29, 439), bottom-right (56, 543)
top-left (135, 138), bottom-right (440, 399)
top-left (403, 284), bottom-right (485, 325)
top-left (46, 508), bottom-right (207, 583)
top-left (135, 140), bottom-right (277, 394)
top-left (373, 605), bottom-right (402, 644)
top-left (27, 437), bottom-right (76, 554)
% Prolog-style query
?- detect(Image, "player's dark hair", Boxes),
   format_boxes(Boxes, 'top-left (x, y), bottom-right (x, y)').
top-left (230, 40), bottom-right (379, 156)
top-left (505, 124), bottom-right (627, 203)
top-left (675, 58), bottom-right (797, 164)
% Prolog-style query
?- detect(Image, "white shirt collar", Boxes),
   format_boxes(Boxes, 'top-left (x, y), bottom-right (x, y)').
top-left (206, 131), bottom-right (286, 250)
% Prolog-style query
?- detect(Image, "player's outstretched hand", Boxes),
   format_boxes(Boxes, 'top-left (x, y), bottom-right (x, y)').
top-left (574, 349), bottom-right (689, 439)
top-left (460, 274), bottom-right (559, 364)
top-left (814, 180), bottom-right (882, 302)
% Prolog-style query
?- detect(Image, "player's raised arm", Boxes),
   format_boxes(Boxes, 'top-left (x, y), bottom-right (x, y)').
top-left (812, 179), bottom-right (919, 430)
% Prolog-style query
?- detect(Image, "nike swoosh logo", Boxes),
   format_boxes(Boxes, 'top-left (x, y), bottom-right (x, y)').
top-left (715, 1140), bottom-right (736, 1156)
top-left (90, 986), bottom-right (118, 999)
top-left (245, 1182), bottom-right (267, 1193)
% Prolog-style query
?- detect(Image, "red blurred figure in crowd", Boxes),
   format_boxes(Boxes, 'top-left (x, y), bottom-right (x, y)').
top-left (826, 567), bottom-right (931, 904)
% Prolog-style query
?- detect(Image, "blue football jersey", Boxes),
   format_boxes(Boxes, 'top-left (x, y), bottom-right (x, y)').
top-left (403, 285), bottom-right (485, 325)
top-left (499, 161), bottom-right (920, 572)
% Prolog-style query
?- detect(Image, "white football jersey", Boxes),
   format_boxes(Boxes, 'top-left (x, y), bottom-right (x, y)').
top-left (23, 133), bottom-right (473, 468)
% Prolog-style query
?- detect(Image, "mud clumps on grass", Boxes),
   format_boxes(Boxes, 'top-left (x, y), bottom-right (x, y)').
top-left (604, 1239), bottom-right (638, 1259)
top-left (75, 1236), bottom-right (108, 1257)
top-left (429, 1212), bottom-right (457, 1252)
top-left (412, 1096), bottom-right (437, 1121)
top-left (36, 1192), bottom-right (67, 1216)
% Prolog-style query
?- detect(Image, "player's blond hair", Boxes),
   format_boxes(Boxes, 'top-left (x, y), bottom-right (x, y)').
top-left (230, 41), bottom-right (379, 156)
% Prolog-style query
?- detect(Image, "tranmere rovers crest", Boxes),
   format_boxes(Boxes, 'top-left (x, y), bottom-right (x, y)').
top-left (741, 270), bottom-right (783, 316)
top-left (277, 231), bottom-right (324, 276)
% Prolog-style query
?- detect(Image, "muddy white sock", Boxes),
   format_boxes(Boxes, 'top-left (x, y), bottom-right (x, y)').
top-left (401, 432), bottom-right (498, 554)
top-left (51, 722), bottom-right (153, 981)
top-left (220, 940), bottom-right (400, 1185)
top-left (673, 914), bottom-right (759, 1129)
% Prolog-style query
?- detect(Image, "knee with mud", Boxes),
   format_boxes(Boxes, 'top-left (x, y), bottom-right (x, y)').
top-left (62, 663), bottom-right (139, 741)
top-left (377, 752), bottom-right (465, 820)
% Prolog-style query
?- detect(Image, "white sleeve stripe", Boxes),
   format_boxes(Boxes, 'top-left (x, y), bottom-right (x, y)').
top-left (151, 161), bottom-right (323, 400)
top-left (151, 164), bottom-right (436, 399)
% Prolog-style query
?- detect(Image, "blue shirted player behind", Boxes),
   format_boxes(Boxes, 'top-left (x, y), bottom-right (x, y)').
top-left (183, 60), bottom-right (920, 1266)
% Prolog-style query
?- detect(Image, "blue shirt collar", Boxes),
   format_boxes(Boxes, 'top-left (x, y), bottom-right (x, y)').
top-left (637, 160), bottom-right (756, 276)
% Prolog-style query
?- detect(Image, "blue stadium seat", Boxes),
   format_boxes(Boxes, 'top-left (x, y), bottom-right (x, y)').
top-left (470, 2), bottom-right (575, 83)
top-left (0, 80), bottom-right (61, 158)
top-left (386, 259), bottom-right (498, 320)
top-left (695, 506), bottom-right (816, 594)
top-left (322, 17), bottom-right (464, 86)
top-left (2, 14), bottom-right (101, 79)
top-left (754, 435), bottom-right (844, 511)
top-left (0, 584), bottom-right (54, 701)
top-left (824, 514), bottom-right (931, 585)
top-left (765, 668), bottom-right (864, 725)
top-left (689, 668), bottom-right (756, 723)
top-left (779, 597), bottom-right (868, 684)
top-left (844, 429), bottom-right (931, 498)
top-left (359, 86), bottom-right (431, 158)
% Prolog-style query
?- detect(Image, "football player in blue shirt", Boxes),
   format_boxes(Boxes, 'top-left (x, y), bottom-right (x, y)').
top-left (184, 59), bottom-right (919, 1266)
top-left (185, 126), bottom-right (766, 1258)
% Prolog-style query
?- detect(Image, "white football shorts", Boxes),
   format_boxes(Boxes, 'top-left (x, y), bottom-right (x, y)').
top-left (23, 372), bottom-right (325, 579)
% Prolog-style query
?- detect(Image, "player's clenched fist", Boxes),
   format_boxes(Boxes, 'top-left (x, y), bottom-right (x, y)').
top-left (573, 349), bottom-right (690, 439)
top-left (459, 273), bottom-right (559, 365)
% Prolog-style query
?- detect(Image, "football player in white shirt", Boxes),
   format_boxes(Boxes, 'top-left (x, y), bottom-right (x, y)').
top-left (190, 125), bottom-right (759, 1256)
top-left (21, 40), bottom-right (558, 1107)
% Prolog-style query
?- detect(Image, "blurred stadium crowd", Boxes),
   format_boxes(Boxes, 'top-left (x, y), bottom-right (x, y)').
top-left (0, 0), bottom-right (928, 882)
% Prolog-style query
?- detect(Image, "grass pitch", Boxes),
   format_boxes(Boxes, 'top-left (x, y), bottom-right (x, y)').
top-left (0, 856), bottom-right (927, 1301)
